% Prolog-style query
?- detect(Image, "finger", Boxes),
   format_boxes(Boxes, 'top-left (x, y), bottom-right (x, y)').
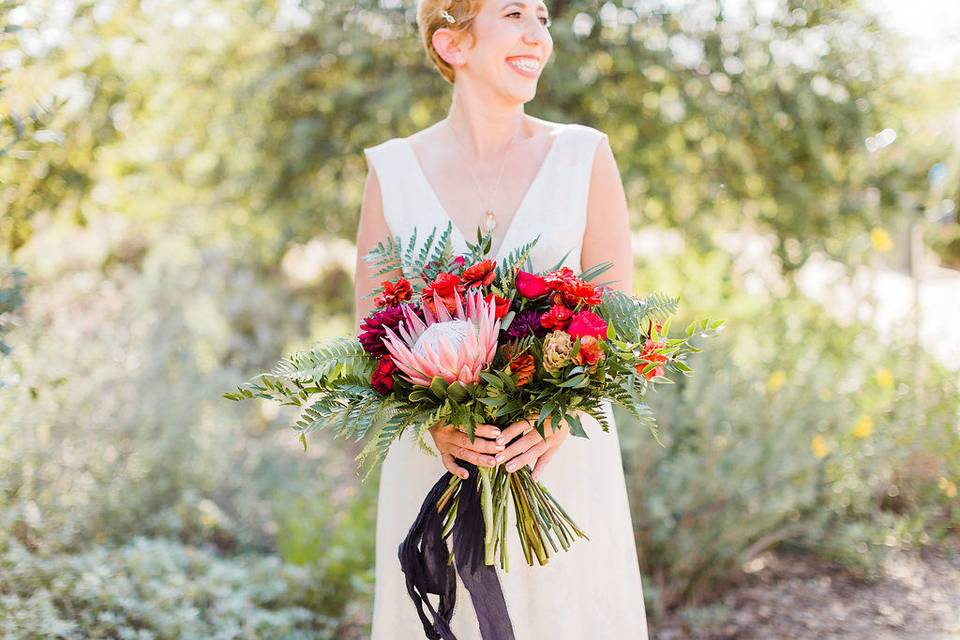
top-left (500, 418), bottom-right (541, 445)
top-left (531, 447), bottom-right (557, 482)
top-left (452, 431), bottom-right (503, 455)
top-left (505, 441), bottom-right (550, 473)
top-left (496, 429), bottom-right (543, 466)
top-left (472, 423), bottom-right (503, 439)
top-left (452, 444), bottom-right (497, 468)
top-left (442, 452), bottom-right (470, 480)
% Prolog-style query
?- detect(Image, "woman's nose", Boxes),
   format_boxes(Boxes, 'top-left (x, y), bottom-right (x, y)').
top-left (523, 22), bottom-right (544, 44)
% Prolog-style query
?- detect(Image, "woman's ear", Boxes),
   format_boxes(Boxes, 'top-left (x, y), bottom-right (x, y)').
top-left (432, 28), bottom-right (467, 69)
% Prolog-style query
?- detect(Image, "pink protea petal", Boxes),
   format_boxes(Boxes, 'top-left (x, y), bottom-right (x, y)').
top-left (434, 290), bottom-right (453, 322)
top-left (466, 289), bottom-right (480, 319)
top-left (382, 324), bottom-right (451, 386)
top-left (457, 330), bottom-right (473, 365)
top-left (437, 336), bottom-right (460, 371)
top-left (458, 363), bottom-right (474, 384)
top-left (400, 306), bottom-right (428, 343)
top-left (453, 289), bottom-right (465, 320)
top-left (389, 348), bottom-right (434, 386)
top-left (422, 299), bottom-right (437, 326)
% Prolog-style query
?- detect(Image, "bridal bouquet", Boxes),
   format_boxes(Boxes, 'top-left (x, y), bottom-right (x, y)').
top-left (225, 222), bottom-right (721, 636)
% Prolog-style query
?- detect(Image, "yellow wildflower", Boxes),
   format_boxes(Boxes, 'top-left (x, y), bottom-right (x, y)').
top-left (811, 435), bottom-right (829, 459)
top-left (938, 477), bottom-right (957, 499)
top-left (870, 228), bottom-right (893, 252)
top-left (767, 371), bottom-right (786, 392)
top-left (875, 368), bottom-right (894, 390)
top-left (852, 414), bottom-right (874, 439)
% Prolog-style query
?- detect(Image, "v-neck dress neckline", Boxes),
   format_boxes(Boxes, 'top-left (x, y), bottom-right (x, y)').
top-left (401, 124), bottom-right (568, 263)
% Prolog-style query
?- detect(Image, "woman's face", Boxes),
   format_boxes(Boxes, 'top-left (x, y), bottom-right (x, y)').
top-left (455, 0), bottom-right (553, 101)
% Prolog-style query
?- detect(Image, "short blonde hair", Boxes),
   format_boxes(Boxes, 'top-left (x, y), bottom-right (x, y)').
top-left (417, 0), bottom-right (484, 84)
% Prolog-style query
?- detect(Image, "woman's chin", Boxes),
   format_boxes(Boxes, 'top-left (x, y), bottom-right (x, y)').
top-left (499, 79), bottom-right (538, 103)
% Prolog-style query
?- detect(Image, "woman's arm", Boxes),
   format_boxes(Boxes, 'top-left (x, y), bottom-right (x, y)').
top-left (354, 157), bottom-right (402, 334)
top-left (580, 134), bottom-right (633, 296)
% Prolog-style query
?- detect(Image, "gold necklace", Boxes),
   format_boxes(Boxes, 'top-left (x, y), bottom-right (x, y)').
top-left (448, 122), bottom-right (521, 235)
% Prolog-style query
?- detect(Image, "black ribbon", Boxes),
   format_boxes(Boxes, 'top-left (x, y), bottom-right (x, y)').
top-left (398, 460), bottom-right (517, 639)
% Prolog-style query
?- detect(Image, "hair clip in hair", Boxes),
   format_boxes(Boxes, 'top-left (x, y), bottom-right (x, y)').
top-left (440, 9), bottom-right (456, 24)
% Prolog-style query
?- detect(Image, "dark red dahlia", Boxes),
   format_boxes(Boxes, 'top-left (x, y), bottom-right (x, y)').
top-left (505, 308), bottom-right (549, 339)
top-left (359, 304), bottom-right (407, 358)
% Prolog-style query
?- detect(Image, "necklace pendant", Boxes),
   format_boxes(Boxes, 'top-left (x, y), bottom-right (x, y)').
top-left (482, 210), bottom-right (497, 233)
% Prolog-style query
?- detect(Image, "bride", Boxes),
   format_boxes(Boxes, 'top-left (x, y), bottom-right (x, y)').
top-left (354, 0), bottom-right (649, 637)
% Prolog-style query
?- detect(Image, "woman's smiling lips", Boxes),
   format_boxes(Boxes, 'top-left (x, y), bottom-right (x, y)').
top-left (506, 55), bottom-right (541, 78)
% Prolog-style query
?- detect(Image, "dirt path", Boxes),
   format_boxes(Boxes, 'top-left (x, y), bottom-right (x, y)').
top-left (653, 543), bottom-right (960, 639)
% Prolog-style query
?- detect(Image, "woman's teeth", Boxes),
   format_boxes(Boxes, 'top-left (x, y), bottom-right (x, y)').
top-left (507, 58), bottom-right (540, 73)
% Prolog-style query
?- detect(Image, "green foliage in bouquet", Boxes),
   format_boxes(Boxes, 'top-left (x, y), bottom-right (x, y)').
top-left (225, 222), bottom-right (723, 485)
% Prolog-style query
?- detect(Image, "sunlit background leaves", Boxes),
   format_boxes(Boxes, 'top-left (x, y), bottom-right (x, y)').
top-left (1, 0), bottom-right (958, 637)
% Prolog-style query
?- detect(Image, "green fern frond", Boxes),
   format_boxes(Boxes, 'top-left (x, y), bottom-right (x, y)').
top-left (495, 236), bottom-right (539, 285)
top-left (363, 233), bottom-right (405, 277)
top-left (636, 292), bottom-right (679, 326)
top-left (599, 289), bottom-right (644, 344)
top-left (271, 336), bottom-right (372, 384)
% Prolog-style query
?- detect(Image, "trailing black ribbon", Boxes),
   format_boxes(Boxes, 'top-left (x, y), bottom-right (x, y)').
top-left (398, 460), bottom-right (517, 639)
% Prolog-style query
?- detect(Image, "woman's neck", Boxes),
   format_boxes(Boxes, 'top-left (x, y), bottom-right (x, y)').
top-left (443, 89), bottom-right (536, 157)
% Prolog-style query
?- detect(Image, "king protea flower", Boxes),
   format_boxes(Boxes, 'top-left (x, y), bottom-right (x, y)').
top-left (381, 288), bottom-right (500, 386)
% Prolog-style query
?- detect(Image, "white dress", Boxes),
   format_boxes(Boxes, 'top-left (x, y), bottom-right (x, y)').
top-left (362, 123), bottom-right (649, 639)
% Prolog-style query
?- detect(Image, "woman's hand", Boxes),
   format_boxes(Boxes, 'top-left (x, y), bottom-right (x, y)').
top-left (429, 421), bottom-right (507, 480)
top-left (495, 414), bottom-right (570, 481)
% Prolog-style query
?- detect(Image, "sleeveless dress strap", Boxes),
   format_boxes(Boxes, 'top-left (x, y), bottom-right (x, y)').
top-left (363, 139), bottom-right (432, 245)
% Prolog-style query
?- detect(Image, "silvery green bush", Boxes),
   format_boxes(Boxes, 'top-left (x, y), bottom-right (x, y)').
top-left (0, 535), bottom-right (332, 639)
top-left (0, 227), bottom-right (374, 635)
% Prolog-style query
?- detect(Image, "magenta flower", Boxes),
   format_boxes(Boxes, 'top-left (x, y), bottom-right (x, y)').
top-left (380, 288), bottom-right (500, 386)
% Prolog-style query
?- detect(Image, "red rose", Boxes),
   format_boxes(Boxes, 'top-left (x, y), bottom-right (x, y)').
top-left (462, 259), bottom-right (497, 288)
top-left (566, 310), bottom-right (608, 340)
top-left (484, 292), bottom-right (510, 319)
top-left (515, 270), bottom-right (549, 298)
top-left (540, 303), bottom-right (573, 331)
top-left (371, 356), bottom-right (397, 395)
top-left (373, 277), bottom-right (413, 307)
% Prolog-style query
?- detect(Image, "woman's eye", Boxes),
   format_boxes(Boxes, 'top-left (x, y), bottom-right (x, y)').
top-left (506, 11), bottom-right (551, 27)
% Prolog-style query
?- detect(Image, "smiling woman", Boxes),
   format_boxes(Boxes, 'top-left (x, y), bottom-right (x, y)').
top-left (418, 0), bottom-right (551, 84)
top-left (360, 1), bottom-right (650, 638)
